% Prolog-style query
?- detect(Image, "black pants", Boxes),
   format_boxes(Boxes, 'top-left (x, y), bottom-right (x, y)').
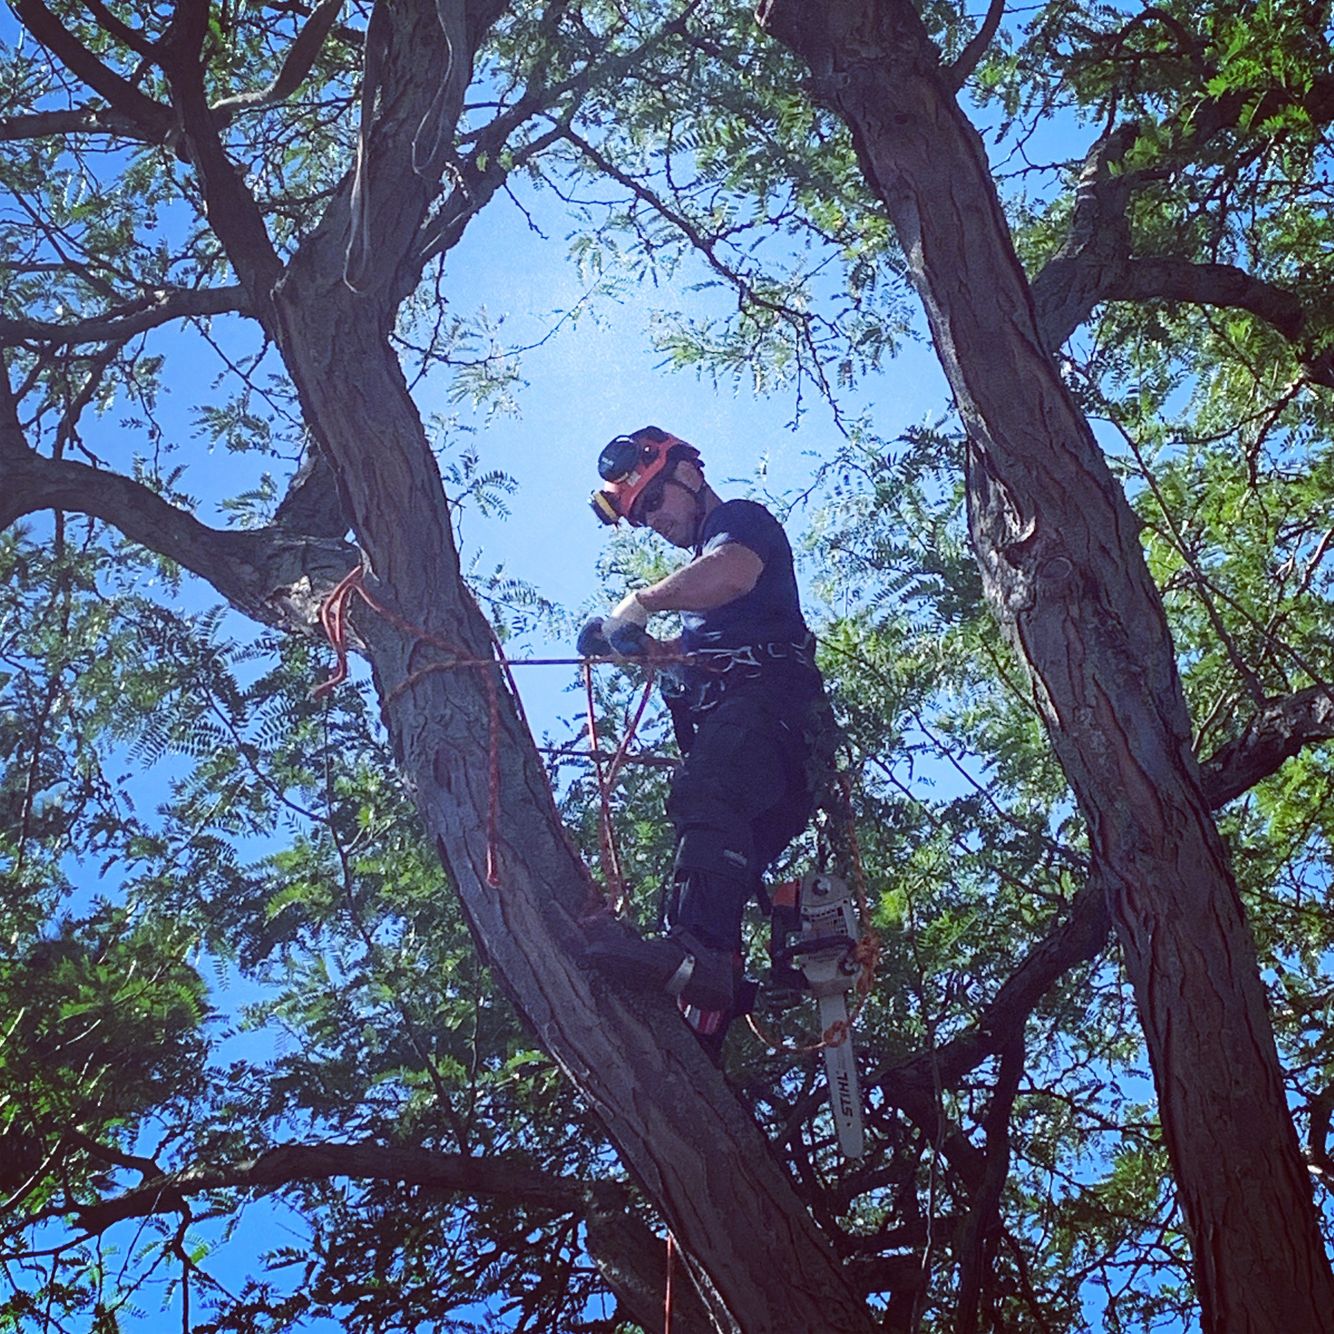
top-left (665, 687), bottom-right (818, 953)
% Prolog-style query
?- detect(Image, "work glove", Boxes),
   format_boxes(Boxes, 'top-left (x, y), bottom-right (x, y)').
top-left (607, 621), bottom-right (649, 657)
top-left (577, 617), bottom-right (611, 659)
top-left (602, 590), bottom-right (651, 658)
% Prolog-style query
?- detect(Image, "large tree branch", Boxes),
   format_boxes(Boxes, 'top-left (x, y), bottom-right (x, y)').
top-left (1105, 258), bottom-right (1334, 388)
top-left (28, 1142), bottom-right (606, 1236)
top-left (875, 684), bottom-right (1334, 1106)
top-left (0, 106), bottom-right (154, 142)
top-left (954, 1035), bottom-right (1023, 1334)
top-left (0, 445), bottom-right (354, 630)
top-left (83, 0), bottom-right (160, 59)
top-left (415, 7), bottom-right (697, 269)
top-left (1029, 124), bottom-right (1139, 351)
top-left (1110, 258), bottom-right (1306, 342)
top-left (0, 285), bottom-right (251, 348)
top-left (335, 0), bottom-right (506, 306)
top-left (1199, 685), bottom-right (1334, 806)
top-left (942, 0), bottom-right (1005, 93)
top-left (11, 1139), bottom-right (714, 1332)
top-left (9, 0), bottom-right (175, 143)
top-left (210, 0), bottom-right (346, 127)
top-left (1030, 126), bottom-right (1334, 387)
top-left (161, 1), bottom-right (285, 315)
top-left (416, 123), bottom-right (568, 266)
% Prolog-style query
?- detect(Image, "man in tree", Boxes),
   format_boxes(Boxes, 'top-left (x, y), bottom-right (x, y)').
top-left (581, 426), bottom-right (832, 1050)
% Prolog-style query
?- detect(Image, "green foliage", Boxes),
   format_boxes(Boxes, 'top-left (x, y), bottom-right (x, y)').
top-left (0, 907), bottom-right (209, 1202)
top-left (2, 0), bottom-right (1334, 1330)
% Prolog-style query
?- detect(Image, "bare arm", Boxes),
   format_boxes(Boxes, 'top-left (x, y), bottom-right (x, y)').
top-left (637, 543), bottom-right (763, 614)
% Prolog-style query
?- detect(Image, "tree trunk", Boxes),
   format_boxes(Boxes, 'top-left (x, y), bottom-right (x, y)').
top-left (758, 2), bottom-right (1334, 1330)
top-left (263, 260), bottom-right (875, 1333)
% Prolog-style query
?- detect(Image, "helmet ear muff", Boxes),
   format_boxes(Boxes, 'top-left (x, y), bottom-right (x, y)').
top-left (597, 435), bottom-right (648, 484)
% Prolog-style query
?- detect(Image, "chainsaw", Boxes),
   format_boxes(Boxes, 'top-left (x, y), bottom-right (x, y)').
top-left (768, 872), bottom-right (866, 1159)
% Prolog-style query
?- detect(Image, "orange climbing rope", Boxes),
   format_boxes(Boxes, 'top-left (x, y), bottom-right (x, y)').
top-left (584, 662), bottom-right (630, 910)
top-left (315, 566), bottom-right (509, 885)
top-left (581, 662), bottom-right (659, 913)
top-left (315, 566), bottom-right (665, 896)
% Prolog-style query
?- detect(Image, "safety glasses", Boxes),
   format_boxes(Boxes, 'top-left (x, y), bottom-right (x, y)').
top-left (629, 475), bottom-right (669, 523)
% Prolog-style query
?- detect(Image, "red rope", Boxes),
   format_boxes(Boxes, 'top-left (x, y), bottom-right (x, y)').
top-left (584, 662), bottom-right (626, 911)
top-left (313, 566), bottom-right (363, 699)
top-left (607, 672), bottom-right (657, 792)
top-left (313, 567), bottom-right (509, 886)
top-left (315, 567), bottom-right (678, 897)
top-left (582, 666), bottom-right (658, 913)
top-left (316, 574), bottom-right (874, 1008)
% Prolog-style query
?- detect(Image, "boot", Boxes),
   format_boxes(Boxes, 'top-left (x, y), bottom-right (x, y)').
top-left (583, 921), bottom-right (737, 1013)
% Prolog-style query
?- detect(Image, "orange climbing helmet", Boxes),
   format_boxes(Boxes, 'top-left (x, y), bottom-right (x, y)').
top-left (590, 426), bottom-right (701, 526)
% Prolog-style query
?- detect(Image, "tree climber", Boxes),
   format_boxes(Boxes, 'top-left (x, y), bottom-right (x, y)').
top-left (580, 426), bottom-right (834, 1052)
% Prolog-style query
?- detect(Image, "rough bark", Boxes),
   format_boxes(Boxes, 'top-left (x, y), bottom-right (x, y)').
top-left (758, 3), bottom-right (1334, 1330)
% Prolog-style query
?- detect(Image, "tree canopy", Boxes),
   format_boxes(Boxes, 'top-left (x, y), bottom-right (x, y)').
top-left (1, 1), bottom-right (1332, 1331)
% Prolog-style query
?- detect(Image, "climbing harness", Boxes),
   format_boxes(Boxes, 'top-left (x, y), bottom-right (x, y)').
top-left (667, 631), bottom-right (820, 715)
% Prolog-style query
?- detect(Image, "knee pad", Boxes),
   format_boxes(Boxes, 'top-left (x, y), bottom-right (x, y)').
top-left (673, 825), bottom-right (754, 882)
top-left (668, 870), bottom-right (750, 951)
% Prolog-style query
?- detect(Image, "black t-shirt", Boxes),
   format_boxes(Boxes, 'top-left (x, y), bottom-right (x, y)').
top-left (678, 499), bottom-right (821, 701)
